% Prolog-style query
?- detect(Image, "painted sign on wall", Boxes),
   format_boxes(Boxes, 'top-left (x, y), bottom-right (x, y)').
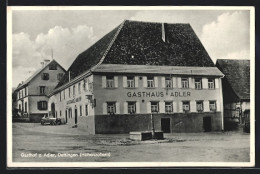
top-left (126, 91), bottom-right (191, 98)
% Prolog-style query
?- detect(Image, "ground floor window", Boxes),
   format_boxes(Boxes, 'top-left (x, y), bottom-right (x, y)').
top-left (24, 102), bottom-right (27, 113)
top-left (151, 102), bottom-right (159, 113)
top-left (165, 102), bottom-right (173, 113)
top-left (85, 104), bottom-right (88, 116)
top-left (107, 102), bottom-right (116, 114)
top-left (60, 110), bottom-right (62, 116)
top-left (183, 101), bottom-right (190, 112)
top-left (80, 105), bottom-right (82, 116)
top-left (128, 102), bottom-right (136, 114)
top-left (37, 101), bottom-right (47, 110)
top-left (209, 101), bottom-right (216, 111)
top-left (196, 101), bottom-right (204, 112)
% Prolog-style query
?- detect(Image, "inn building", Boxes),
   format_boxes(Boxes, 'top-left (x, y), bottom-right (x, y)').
top-left (48, 20), bottom-right (225, 134)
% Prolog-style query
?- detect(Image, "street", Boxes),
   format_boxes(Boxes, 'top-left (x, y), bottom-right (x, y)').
top-left (12, 123), bottom-right (250, 162)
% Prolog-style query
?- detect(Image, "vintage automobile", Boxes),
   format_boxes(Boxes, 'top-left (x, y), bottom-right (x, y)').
top-left (40, 116), bottom-right (62, 125)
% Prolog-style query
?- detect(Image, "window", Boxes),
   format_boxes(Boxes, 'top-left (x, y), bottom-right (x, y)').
top-left (147, 76), bottom-right (154, 88)
top-left (49, 63), bottom-right (57, 70)
top-left (21, 90), bottom-right (23, 98)
top-left (25, 87), bottom-right (27, 96)
top-left (73, 85), bottom-right (75, 95)
top-left (41, 73), bottom-right (49, 80)
top-left (19, 104), bottom-right (21, 112)
top-left (57, 73), bottom-right (63, 81)
top-left (151, 102), bottom-right (159, 113)
top-left (196, 101), bottom-right (204, 112)
top-left (69, 88), bottom-right (71, 97)
top-left (165, 102), bottom-right (173, 113)
top-left (24, 102), bottom-right (27, 113)
top-left (80, 105), bottom-right (82, 116)
top-left (60, 110), bottom-right (62, 116)
top-left (39, 86), bottom-right (46, 95)
top-left (128, 102), bottom-right (136, 114)
top-left (209, 101), bottom-right (216, 111)
top-left (106, 76), bottom-right (114, 88)
top-left (85, 104), bottom-right (88, 116)
top-left (165, 76), bottom-right (172, 88)
top-left (59, 92), bottom-right (61, 101)
top-left (78, 83), bottom-right (81, 94)
top-left (195, 78), bottom-right (202, 89)
top-left (107, 102), bottom-right (116, 114)
top-left (127, 76), bottom-right (135, 88)
top-left (63, 90), bottom-right (65, 99)
top-left (37, 101), bottom-right (48, 110)
top-left (183, 101), bottom-right (190, 112)
top-left (208, 79), bottom-right (215, 89)
top-left (181, 78), bottom-right (189, 88)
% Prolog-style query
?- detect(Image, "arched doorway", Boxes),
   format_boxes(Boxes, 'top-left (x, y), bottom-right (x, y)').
top-left (51, 103), bottom-right (55, 118)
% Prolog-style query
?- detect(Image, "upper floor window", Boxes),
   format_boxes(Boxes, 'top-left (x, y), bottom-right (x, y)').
top-left (37, 101), bottom-right (48, 110)
top-left (107, 102), bottom-right (116, 114)
top-left (127, 76), bottom-right (135, 88)
top-left (128, 102), bottom-right (136, 114)
top-left (63, 90), bottom-right (65, 99)
top-left (165, 76), bottom-right (172, 88)
top-left (183, 101), bottom-right (190, 112)
top-left (80, 105), bottom-right (82, 116)
top-left (147, 76), bottom-right (154, 88)
top-left (39, 86), bottom-right (46, 95)
top-left (49, 63), bottom-right (57, 70)
top-left (25, 87), bottom-right (27, 96)
top-left (165, 102), bottom-right (173, 113)
top-left (73, 85), bottom-right (75, 95)
top-left (209, 101), bottom-right (216, 111)
top-left (78, 83), bottom-right (81, 94)
top-left (57, 73), bottom-right (63, 81)
top-left (195, 78), bottom-right (202, 89)
top-left (196, 101), bottom-right (204, 112)
top-left (59, 92), bottom-right (61, 101)
top-left (106, 76), bottom-right (114, 88)
top-left (68, 88), bottom-right (71, 97)
top-left (41, 73), bottom-right (49, 80)
top-left (208, 79), bottom-right (215, 89)
top-left (181, 78), bottom-right (189, 88)
top-left (151, 101), bottom-right (159, 113)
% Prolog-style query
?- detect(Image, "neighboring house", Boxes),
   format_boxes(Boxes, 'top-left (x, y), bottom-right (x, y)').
top-left (216, 59), bottom-right (250, 124)
top-left (48, 20), bottom-right (224, 134)
top-left (14, 59), bottom-right (66, 122)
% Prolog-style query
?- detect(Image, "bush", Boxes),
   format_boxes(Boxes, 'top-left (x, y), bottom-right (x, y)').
top-left (224, 119), bottom-right (239, 131)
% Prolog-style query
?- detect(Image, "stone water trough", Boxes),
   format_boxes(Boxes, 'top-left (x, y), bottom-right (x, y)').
top-left (129, 131), bottom-right (164, 141)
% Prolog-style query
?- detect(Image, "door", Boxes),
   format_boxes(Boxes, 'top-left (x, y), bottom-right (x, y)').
top-left (65, 110), bottom-right (68, 123)
top-left (51, 103), bottom-right (55, 118)
top-left (161, 118), bottom-right (171, 133)
top-left (203, 116), bottom-right (212, 132)
top-left (74, 108), bottom-right (78, 124)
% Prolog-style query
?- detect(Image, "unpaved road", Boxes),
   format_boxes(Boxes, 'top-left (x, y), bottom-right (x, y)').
top-left (12, 123), bottom-right (250, 162)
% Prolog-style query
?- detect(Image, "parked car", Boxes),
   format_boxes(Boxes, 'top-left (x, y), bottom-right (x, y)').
top-left (41, 116), bottom-right (62, 125)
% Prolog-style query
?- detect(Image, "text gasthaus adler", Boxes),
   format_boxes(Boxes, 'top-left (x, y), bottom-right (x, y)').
top-left (126, 91), bottom-right (191, 98)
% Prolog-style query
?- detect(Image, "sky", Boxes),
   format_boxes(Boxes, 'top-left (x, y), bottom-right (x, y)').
top-left (11, 7), bottom-right (251, 88)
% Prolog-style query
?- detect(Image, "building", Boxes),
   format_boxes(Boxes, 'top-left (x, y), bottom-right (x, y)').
top-left (216, 59), bottom-right (250, 125)
top-left (14, 59), bottom-right (66, 122)
top-left (48, 20), bottom-right (224, 134)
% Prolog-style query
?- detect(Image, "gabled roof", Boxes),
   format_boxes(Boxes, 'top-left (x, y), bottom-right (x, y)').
top-left (15, 59), bottom-right (65, 91)
top-left (93, 64), bottom-right (224, 77)
top-left (56, 20), bottom-right (215, 89)
top-left (216, 59), bottom-right (250, 100)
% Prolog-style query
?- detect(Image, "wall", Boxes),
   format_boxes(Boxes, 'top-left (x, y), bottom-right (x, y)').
top-left (94, 112), bottom-right (222, 134)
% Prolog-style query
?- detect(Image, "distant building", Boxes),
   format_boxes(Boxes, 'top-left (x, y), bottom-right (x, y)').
top-left (216, 59), bottom-right (250, 124)
top-left (14, 59), bottom-right (65, 122)
top-left (48, 20), bottom-right (224, 134)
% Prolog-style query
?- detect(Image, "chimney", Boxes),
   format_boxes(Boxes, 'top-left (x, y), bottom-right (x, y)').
top-left (40, 62), bottom-right (44, 68)
top-left (44, 59), bottom-right (51, 65)
top-left (162, 23), bottom-right (168, 43)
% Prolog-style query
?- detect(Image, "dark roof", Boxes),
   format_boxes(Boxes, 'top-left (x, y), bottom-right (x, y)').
top-left (93, 64), bottom-right (224, 76)
top-left (15, 59), bottom-right (65, 91)
top-left (216, 59), bottom-right (250, 100)
top-left (56, 20), bottom-right (215, 88)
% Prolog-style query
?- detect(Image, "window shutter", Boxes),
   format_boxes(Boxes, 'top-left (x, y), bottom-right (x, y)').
top-left (190, 101), bottom-right (196, 112)
top-left (173, 101), bottom-right (177, 113)
top-left (177, 77), bottom-right (182, 88)
top-left (189, 77), bottom-right (195, 89)
top-left (215, 78), bottom-right (219, 88)
top-left (136, 101), bottom-right (140, 113)
top-left (202, 78), bottom-right (208, 89)
top-left (143, 76), bottom-right (147, 88)
top-left (124, 102), bottom-right (128, 114)
top-left (116, 102), bottom-right (120, 114)
top-left (102, 76), bottom-right (106, 88)
top-left (204, 101), bottom-right (210, 112)
top-left (135, 76), bottom-right (139, 88)
top-left (179, 102), bottom-right (183, 112)
top-left (159, 101), bottom-right (165, 113)
top-left (161, 77), bottom-right (165, 88)
top-left (216, 101), bottom-right (221, 111)
top-left (103, 103), bottom-right (107, 114)
top-left (154, 77), bottom-right (158, 88)
top-left (114, 76), bottom-right (118, 88)
top-left (123, 76), bottom-right (127, 88)
top-left (45, 87), bottom-right (48, 95)
top-left (172, 77), bottom-right (177, 88)
top-left (147, 102), bottom-right (151, 113)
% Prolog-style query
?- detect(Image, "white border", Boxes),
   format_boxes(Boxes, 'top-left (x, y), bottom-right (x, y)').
top-left (7, 6), bottom-right (255, 168)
